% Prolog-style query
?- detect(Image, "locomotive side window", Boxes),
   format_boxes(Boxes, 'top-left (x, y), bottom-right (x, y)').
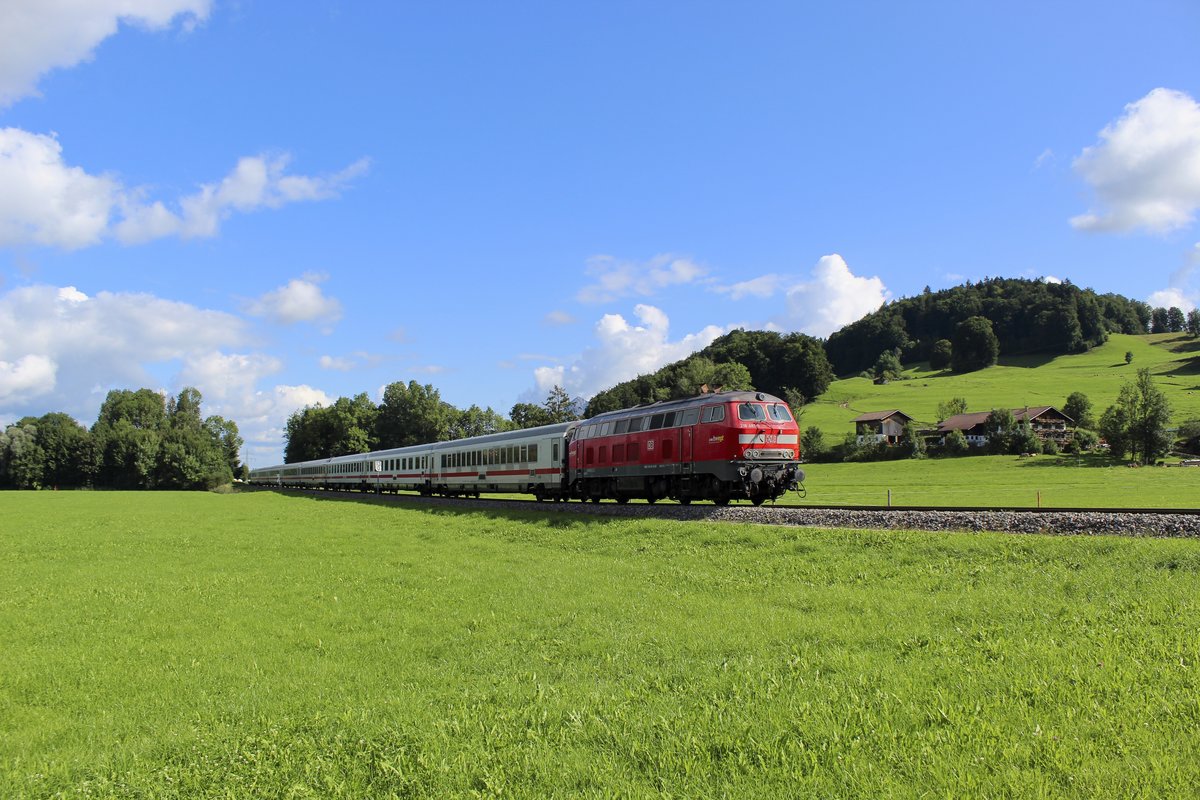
top-left (615, 419), bottom-right (630, 434)
top-left (681, 408), bottom-right (700, 426)
top-left (663, 411), bottom-right (677, 427)
top-left (600, 422), bottom-right (613, 436)
top-left (738, 403), bottom-right (767, 421)
top-left (649, 413), bottom-right (665, 430)
top-left (628, 417), bottom-right (644, 433)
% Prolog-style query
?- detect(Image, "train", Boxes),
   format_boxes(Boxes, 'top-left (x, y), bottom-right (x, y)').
top-left (248, 390), bottom-right (804, 505)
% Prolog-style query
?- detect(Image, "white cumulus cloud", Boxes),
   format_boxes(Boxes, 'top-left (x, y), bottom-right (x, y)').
top-left (577, 254), bottom-right (709, 304)
top-left (0, 283), bottom-right (247, 422)
top-left (713, 255), bottom-right (889, 337)
top-left (0, 282), bottom-right (344, 467)
top-left (115, 155), bottom-right (370, 244)
top-left (1071, 88), bottom-right (1200, 234)
top-left (782, 255), bottom-right (889, 337)
top-left (247, 274), bottom-right (343, 328)
top-left (0, 0), bottom-right (211, 108)
top-left (0, 129), bottom-right (120, 249)
top-left (0, 128), bottom-right (368, 250)
top-left (532, 304), bottom-right (726, 399)
top-left (0, 354), bottom-right (58, 404)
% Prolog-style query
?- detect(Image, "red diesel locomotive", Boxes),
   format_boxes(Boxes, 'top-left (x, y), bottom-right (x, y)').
top-left (566, 390), bottom-right (803, 505)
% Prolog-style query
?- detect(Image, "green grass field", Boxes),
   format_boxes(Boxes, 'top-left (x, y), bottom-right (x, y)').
top-left (803, 332), bottom-right (1200, 438)
top-left (794, 453), bottom-right (1200, 508)
top-left (4, 491), bottom-right (1200, 798)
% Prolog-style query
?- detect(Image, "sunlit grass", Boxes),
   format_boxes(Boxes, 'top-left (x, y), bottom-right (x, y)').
top-left (804, 332), bottom-right (1200, 439)
top-left (3, 491), bottom-right (1200, 797)
top-left (794, 452), bottom-right (1200, 508)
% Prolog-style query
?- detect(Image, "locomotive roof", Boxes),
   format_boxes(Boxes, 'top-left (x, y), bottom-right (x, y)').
top-left (583, 391), bottom-right (785, 424)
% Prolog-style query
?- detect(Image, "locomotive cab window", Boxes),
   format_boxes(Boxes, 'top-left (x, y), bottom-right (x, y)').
top-left (701, 405), bottom-right (725, 424)
top-left (738, 403), bottom-right (767, 421)
top-left (768, 403), bottom-right (793, 422)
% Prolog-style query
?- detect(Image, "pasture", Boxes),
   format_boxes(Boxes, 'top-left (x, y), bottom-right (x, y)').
top-left (3, 490), bottom-right (1200, 798)
top-left (803, 332), bottom-right (1200, 439)
top-left (794, 453), bottom-right (1200, 508)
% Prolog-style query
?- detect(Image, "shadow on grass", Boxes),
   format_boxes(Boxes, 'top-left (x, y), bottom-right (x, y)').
top-left (253, 487), bottom-right (679, 529)
top-left (1166, 337), bottom-right (1200, 354)
top-left (999, 353), bottom-right (1058, 369)
top-left (1014, 454), bottom-right (1128, 469)
top-left (1165, 357), bottom-right (1200, 376)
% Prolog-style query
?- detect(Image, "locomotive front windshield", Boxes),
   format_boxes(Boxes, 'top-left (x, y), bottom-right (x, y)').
top-left (767, 403), bottom-right (792, 421)
top-left (737, 401), bottom-right (794, 422)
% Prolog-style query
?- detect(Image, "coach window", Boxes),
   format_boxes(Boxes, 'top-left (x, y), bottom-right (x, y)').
top-left (529, 444), bottom-right (538, 463)
top-left (682, 408), bottom-right (700, 426)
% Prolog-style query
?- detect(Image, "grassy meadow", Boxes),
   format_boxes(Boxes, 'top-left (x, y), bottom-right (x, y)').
top-left (4, 490), bottom-right (1200, 798)
top-left (802, 332), bottom-right (1200, 439)
top-left (793, 453), bottom-right (1200, 508)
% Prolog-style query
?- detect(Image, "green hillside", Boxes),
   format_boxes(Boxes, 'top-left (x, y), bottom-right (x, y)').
top-left (802, 333), bottom-right (1200, 439)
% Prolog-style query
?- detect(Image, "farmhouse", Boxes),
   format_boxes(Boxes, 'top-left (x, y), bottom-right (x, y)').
top-left (852, 410), bottom-right (914, 445)
top-left (937, 406), bottom-right (1074, 447)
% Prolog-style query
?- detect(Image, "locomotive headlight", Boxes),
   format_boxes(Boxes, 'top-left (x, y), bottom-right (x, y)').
top-left (750, 467), bottom-right (763, 484)
top-left (738, 466), bottom-right (748, 477)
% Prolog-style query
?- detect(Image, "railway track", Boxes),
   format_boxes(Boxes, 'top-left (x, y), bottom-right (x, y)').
top-left (263, 487), bottom-right (1200, 538)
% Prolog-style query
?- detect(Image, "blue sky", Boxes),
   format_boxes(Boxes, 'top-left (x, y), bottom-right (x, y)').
top-left (1, 1), bottom-right (1198, 466)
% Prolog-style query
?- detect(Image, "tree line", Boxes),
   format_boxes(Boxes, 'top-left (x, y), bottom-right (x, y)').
top-left (584, 330), bottom-right (834, 417)
top-left (0, 388), bottom-right (242, 490)
top-left (824, 278), bottom-right (1153, 377)
top-left (282, 382), bottom-right (582, 463)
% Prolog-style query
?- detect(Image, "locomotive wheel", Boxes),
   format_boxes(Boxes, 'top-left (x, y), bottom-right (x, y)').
top-left (714, 496), bottom-right (730, 506)
top-left (751, 496), bottom-right (766, 506)
top-left (615, 496), bottom-right (629, 505)
top-left (678, 497), bottom-right (692, 506)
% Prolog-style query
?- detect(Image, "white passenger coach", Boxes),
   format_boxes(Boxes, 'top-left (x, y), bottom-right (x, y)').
top-left (249, 422), bottom-right (575, 502)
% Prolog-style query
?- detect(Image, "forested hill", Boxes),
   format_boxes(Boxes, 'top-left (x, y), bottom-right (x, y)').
top-left (824, 278), bottom-right (1151, 377)
top-left (584, 330), bottom-right (834, 416)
